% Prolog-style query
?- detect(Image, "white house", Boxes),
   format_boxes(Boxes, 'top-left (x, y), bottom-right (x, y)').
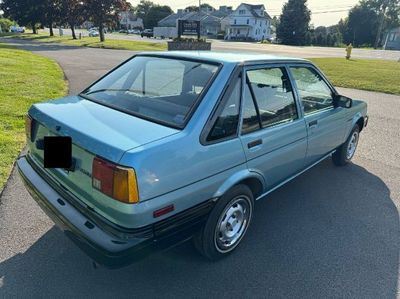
top-left (225, 3), bottom-right (271, 41)
top-left (119, 11), bottom-right (144, 30)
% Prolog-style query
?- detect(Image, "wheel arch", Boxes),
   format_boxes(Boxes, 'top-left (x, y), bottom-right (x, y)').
top-left (351, 112), bottom-right (364, 132)
top-left (212, 170), bottom-right (265, 200)
top-left (356, 117), bottom-right (365, 132)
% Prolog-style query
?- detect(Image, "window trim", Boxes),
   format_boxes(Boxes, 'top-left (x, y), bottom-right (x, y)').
top-left (239, 63), bottom-right (300, 135)
top-left (200, 65), bottom-right (243, 145)
top-left (80, 54), bottom-right (222, 130)
top-left (287, 62), bottom-right (339, 117)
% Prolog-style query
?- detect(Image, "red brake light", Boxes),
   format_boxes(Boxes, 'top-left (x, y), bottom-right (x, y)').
top-left (92, 157), bottom-right (139, 204)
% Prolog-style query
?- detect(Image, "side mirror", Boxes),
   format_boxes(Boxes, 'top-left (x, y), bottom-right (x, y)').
top-left (333, 94), bottom-right (352, 108)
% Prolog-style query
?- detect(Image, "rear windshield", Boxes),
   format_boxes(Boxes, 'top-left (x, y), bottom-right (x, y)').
top-left (82, 56), bottom-right (219, 128)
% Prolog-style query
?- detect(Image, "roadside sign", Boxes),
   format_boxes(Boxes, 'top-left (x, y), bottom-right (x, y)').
top-left (178, 20), bottom-right (200, 39)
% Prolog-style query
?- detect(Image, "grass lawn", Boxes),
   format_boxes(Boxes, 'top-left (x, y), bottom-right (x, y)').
top-left (0, 43), bottom-right (67, 191)
top-left (1, 31), bottom-right (167, 51)
top-left (310, 58), bottom-right (400, 95)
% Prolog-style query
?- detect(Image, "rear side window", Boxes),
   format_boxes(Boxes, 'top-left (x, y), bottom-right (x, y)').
top-left (207, 77), bottom-right (241, 142)
top-left (246, 67), bottom-right (298, 128)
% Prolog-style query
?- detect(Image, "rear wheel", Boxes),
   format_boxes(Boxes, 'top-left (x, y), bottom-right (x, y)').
top-left (194, 184), bottom-right (254, 260)
top-left (332, 125), bottom-right (360, 166)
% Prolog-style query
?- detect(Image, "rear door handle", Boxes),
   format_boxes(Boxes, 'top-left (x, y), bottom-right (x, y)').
top-left (308, 120), bottom-right (318, 127)
top-left (248, 139), bottom-right (262, 149)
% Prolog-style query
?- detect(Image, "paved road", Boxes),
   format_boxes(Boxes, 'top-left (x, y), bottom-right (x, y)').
top-left (44, 28), bottom-right (400, 61)
top-left (0, 39), bottom-right (399, 298)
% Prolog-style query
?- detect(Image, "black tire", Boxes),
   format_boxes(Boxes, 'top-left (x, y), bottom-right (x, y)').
top-left (193, 184), bottom-right (254, 260)
top-left (332, 124), bottom-right (360, 166)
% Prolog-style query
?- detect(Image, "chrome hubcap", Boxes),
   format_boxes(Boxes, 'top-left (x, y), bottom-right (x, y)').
top-left (215, 196), bottom-right (251, 253)
top-left (346, 131), bottom-right (359, 160)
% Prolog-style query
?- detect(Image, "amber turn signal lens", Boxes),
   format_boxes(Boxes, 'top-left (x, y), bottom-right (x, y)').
top-left (113, 166), bottom-right (139, 203)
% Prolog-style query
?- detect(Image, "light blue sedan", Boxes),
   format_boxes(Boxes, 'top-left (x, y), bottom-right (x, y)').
top-left (17, 52), bottom-right (368, 267)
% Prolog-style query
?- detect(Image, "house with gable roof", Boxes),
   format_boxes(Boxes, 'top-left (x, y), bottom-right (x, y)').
top-left (224, 3), bottom-right (272, 41)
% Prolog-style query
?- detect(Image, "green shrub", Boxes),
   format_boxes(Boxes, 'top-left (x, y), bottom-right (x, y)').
top-left (0, 18), bottom-right (14, 32)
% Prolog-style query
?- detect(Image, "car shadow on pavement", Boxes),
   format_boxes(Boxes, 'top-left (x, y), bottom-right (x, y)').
top-left (0, 160), bottom-right (398, 298)
top-left (0, 38), bottom-right (83, 52)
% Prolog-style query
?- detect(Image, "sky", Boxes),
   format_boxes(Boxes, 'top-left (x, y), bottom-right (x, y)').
top-left (128, 0), bottom-right (360, 26)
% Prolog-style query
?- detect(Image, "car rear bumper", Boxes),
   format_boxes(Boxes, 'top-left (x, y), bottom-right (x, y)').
top-left (17, 155), bottom-right (214, 268)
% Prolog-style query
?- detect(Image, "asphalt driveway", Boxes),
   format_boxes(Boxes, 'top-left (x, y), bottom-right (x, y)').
top-left (0, 39), bottom-right (399, 298)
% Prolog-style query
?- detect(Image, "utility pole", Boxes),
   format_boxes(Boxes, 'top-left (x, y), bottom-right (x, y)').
top-left (198, 0), bottom-right (201, 41)
top-left (374, 0), bottom-right (389, 49)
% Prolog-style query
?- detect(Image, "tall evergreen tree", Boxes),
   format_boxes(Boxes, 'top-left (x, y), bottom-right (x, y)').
top-left (277, 0), bottom-right (311, 45)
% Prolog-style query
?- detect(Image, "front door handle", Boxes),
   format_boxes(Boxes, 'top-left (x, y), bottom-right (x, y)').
top-left (308, 120), bottom-right (318, 127)
top-left (248, 139), bottom-right (262, 149)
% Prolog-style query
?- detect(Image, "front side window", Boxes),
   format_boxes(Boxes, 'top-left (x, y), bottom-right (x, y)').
top-left (83, 56), bottom-right (219, 128)
top-left (207, 78), bottom-right (241, 142)
top-left (290, 66), bottom-right (334, 115)
top-left (246, 67), bottom-right (298, 128)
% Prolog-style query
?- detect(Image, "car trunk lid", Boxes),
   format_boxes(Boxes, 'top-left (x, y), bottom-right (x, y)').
top-left (27, 96), bottom-right (179, 226)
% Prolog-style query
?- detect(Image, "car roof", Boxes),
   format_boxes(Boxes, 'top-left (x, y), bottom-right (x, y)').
top-left (139, 51), bottom-right (309, 65)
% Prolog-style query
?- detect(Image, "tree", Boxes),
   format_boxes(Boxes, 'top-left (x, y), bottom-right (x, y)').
top-left (85, 0), bottom-right (128, 41)
top-left (342, 3), bottom-right (379, 47)
top-left (184, 3), bottom-right (215, 12)
top-left (1, 0), bottom-right (45, 33)
top-left (43, 0), bottom-right (62, 36)
top-left (135, 0), bottom-right (153, 27)
top-left (134, 0), bottom-right (172, 29)
top-left (315, 32), bottom-right (326, 46)
top-left (60, 0), bottom-right (85, 39)
top-left (364, 0), bottom-right (400, 47)
top-left (0, 17), bottom-right (14, 32)
top-left (305, 31), bottom-right (312, 45)
top-left (146, 5), bottom-right (172, 28)
top-left (276, 0), bottom-right (311, 45)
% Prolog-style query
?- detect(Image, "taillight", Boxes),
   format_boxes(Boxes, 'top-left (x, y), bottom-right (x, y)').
top-left (92, 156), bottom-right (139, 204)
top-left (25, 115), bottom-right (32, 141)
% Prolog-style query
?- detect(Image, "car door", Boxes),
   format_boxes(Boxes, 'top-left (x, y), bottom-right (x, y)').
top-left (239, 64), bottom-right (308, 190)
top-left (288, 64), bottom-right (348, 165)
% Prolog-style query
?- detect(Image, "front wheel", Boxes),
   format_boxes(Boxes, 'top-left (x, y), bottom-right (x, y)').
top-left (332, 125), bottom-right (360, 166)
top-left (193, 184), bottom-right (254, 260)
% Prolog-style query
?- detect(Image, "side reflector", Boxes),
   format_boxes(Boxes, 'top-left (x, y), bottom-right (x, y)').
top-left (153, 204), bottom-right (174, 218)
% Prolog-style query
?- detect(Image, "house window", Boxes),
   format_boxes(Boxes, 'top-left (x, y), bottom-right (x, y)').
top-left (239, 9), bottom-right (246, 15)
top-left (247, 19), bottom-right (249, 24)
top-left (234, 19), bottom-right (237, 24)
